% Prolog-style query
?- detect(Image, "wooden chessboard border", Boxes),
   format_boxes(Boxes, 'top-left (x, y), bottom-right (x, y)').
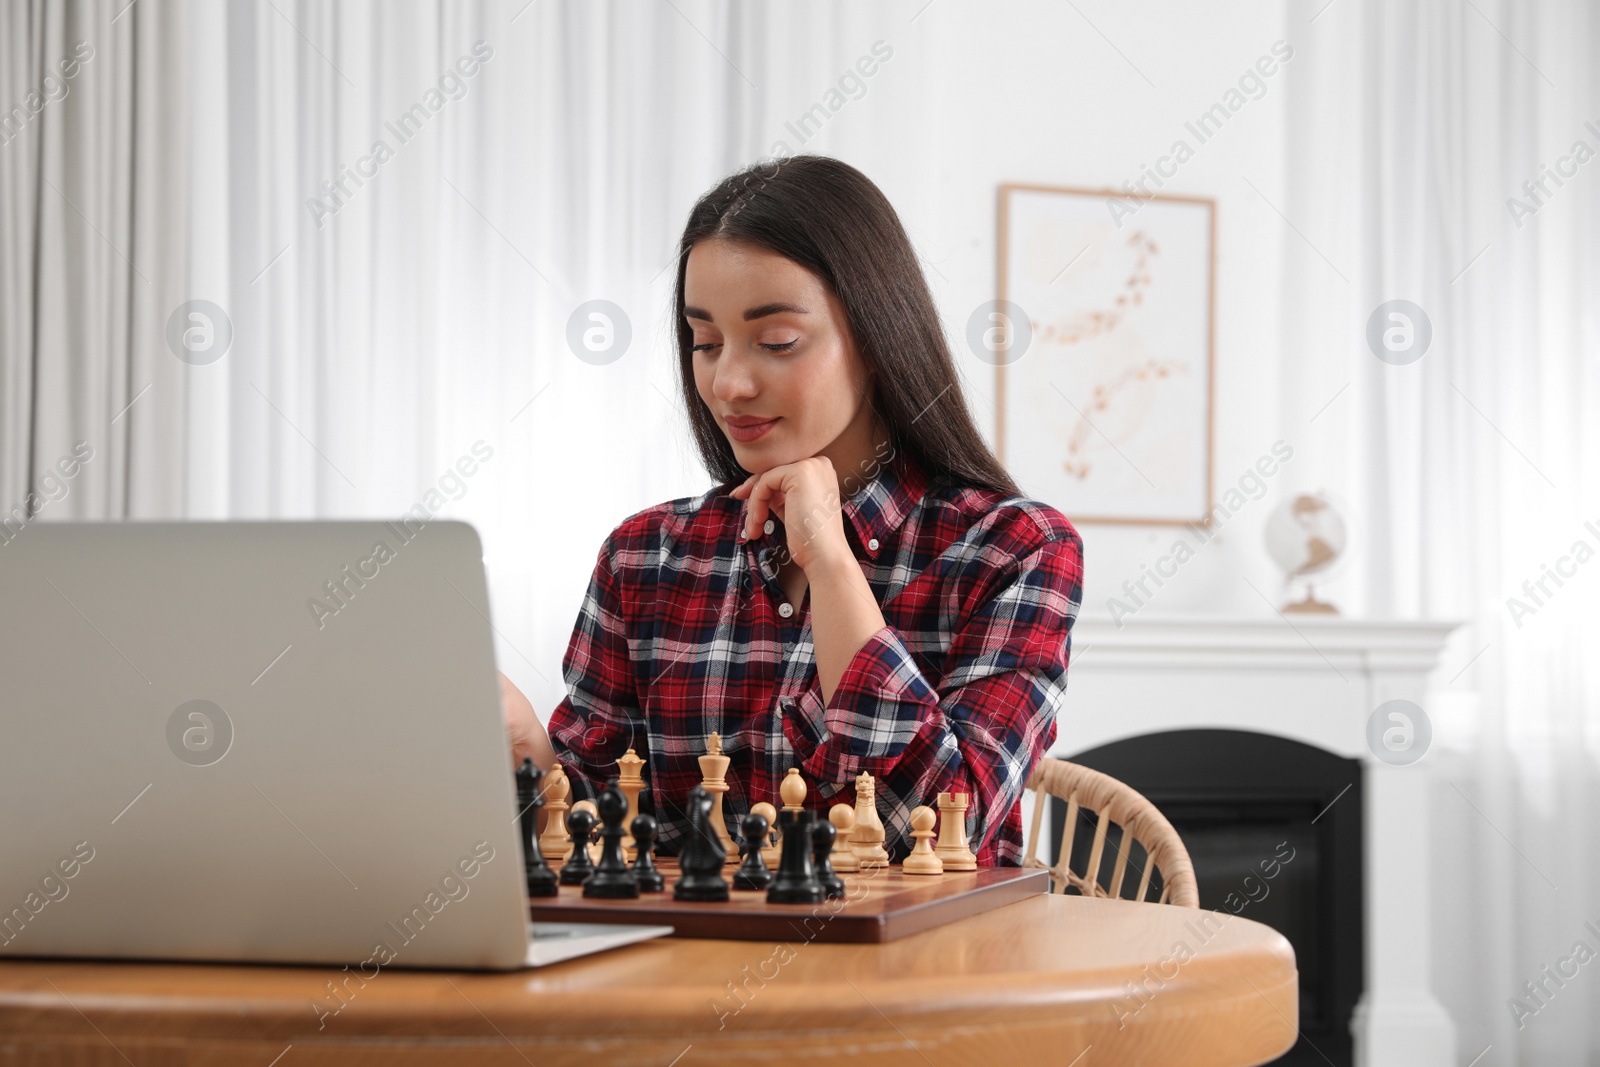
top-left (527, 860), bottom-right (1049, 944)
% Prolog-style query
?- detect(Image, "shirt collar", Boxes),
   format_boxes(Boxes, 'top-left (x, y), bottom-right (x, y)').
top-left (840, 448), bottom-right (930, 560)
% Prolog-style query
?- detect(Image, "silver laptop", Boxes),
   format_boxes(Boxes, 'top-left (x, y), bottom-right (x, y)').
top-left (0, 520), bottom-right (666, 970)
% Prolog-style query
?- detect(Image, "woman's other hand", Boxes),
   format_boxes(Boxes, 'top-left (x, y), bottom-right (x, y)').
top-left (499, 670), bottom-right (558, 771)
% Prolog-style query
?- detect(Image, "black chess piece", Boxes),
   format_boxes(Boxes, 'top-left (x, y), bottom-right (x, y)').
top-left (629, 814), bottom-right (665, 893)
top-left (811, 818), bottom-right (846, 900)
top-left (673, 784), bottom-right (730, 902)
top-left (584, 781), bottom-right (640, 899)
top-left (767, 809), bottom-right (824, 904)
top-left (732, 811), bottom-right (773, 891)
top-left (558, 807), bottom-right (598, 886)
top-left (515, 758), bottom-right (559, 898)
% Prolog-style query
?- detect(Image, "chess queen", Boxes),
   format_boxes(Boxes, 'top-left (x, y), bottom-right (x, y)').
top-left (498, 156), bottom-right (1083, 867)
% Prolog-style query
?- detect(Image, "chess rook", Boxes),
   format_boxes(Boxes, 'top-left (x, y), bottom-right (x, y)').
top-left (934, 791), bottom-right (979, 871)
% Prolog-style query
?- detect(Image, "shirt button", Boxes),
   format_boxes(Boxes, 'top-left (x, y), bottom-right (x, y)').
top-left (763, 519), bottom-right (776, 536)
top-left (868, 537), bottom-right (880, 551)
top-left (778, 602), bottom-right (794, 618)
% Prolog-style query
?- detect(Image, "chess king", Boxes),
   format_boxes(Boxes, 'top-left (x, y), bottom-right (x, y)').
top-left (494, 155), bottom-right (1084, 867)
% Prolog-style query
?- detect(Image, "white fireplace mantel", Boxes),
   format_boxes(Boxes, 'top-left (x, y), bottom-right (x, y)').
top-left (1051, 612), bottom-right (1463, 1067)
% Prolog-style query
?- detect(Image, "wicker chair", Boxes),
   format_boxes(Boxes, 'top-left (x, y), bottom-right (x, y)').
top-left (1022, 757), bottom-right (1199, 908)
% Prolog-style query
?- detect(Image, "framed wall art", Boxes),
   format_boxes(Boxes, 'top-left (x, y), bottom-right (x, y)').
top-left (994, 183), bottom-right (1215, 525)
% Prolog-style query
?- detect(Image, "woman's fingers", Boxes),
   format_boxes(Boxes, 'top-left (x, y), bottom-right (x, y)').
top-left (741, 468), bottom-right (791, 539)
top-left (498, 670), bottom-right (554, 769)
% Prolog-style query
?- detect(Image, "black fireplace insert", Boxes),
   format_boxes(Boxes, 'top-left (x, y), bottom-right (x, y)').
top-left (1050, 728), bottom-right (1363, 1066)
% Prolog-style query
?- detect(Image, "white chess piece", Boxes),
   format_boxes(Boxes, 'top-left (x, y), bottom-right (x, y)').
top-left (934, 791), bottom-right (978, 871)
top-left (903, 806), bottom-right (944, 875)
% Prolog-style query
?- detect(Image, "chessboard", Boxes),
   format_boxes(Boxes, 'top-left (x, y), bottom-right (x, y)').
top-left (516, 736), bottom-right (1047, 945)
top-left (526, 858), bottom-right (1048, 944)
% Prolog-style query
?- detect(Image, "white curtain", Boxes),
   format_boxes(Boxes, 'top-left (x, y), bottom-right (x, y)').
top-left (4, 0), bottom-right (931, 718)
top-left (0, 0), bottom-right (189, 520)
top-left (1282, 1), bottom-right (1600, 1062)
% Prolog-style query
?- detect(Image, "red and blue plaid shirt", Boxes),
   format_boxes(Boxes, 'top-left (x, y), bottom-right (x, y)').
top-left (546, 449), bottom-right (1083, 865)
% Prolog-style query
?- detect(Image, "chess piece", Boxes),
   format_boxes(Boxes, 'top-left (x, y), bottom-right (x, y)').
top-left (698, 734), bottom-right (739, 866)
top-left (558, 807), bottom-right (597, 886)
top-left (583, 782), bottom-right (640, 899)
top-left (629, 814), bottom-right (665, 893)
top-left (903, 805), bottom-right (944, 875)
top-left (733, 811), bottom-right (774, 891)
top-left (514, 758), bottom-right (559, 898)
top-left (617, 748), bottom-right (646, 858)
top-left (767, 809), bottom-right (824, 904)
top-left (751, 801), bottom-right (781, 867)
top-left (780, 767), bottom-right (806, 813)
top-left (935, 791), bottom-right (979, 871)
top-left (539, 765), bottom-right (572, 861)
top-left (571, 800), bottom-right (602, 863)
top-left (674, 784), bottom-right (730, 902)
top-left (828, 804), bottom-right (859, 872)
top-left (849, 772), bottom-right (889, 868)
top-left (811, 818), bottom-right (846, 899)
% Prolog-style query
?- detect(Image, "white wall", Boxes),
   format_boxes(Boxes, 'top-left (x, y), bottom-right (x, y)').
top-left (469, 0), bottom-right (1299, 719)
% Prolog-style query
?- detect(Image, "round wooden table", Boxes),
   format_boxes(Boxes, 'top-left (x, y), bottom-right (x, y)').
top-left (0, 894), bottom-right (1297, 1066)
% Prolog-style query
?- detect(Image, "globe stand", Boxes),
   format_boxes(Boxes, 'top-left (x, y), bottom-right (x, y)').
top-left (1283, 582), bottom-right (1339, 614)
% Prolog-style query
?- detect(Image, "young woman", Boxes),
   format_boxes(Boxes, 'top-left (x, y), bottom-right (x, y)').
top-left (499, 155), bottom-right (1083, 865)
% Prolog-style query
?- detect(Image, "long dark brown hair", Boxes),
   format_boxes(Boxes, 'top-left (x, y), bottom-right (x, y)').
top-left (671, 154), bottom-right (1019, 497)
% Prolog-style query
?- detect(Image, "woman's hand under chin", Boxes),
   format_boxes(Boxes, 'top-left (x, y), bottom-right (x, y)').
top-left (731, 456), bottom-right (854, 573)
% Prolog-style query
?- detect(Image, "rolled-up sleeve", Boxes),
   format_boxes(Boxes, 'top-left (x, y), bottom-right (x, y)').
top-left (783, 523), bottom-right (1083, 862)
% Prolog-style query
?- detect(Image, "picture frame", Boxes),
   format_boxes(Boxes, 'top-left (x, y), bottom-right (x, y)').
top-left (995, 183), bottom-right (1215, 526)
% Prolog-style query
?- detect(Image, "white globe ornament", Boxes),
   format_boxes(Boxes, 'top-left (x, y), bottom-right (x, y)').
top-left (1264, 492), bottom-right (1348, 614)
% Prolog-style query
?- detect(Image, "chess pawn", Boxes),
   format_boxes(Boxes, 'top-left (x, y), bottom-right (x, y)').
top-left (849, 772), bottom-right (889, 868)
top-left (780, 767), bottom-right (806, 813)
top-left (935, 791), bottom-right (979, 871)
top-left (811, 819), bottom-right (846, 899)
top-left (698, 733), bottom-right (739, 866)
top-left (828, 804), bottom-right (859, 872)
top-left (629, 814), bottom-right (665, 893)
top-left (617, 748), bottom-right (646, 858)
top-left (766, 810), bottom-right (824, 905)
top-left (903, 805), bottom-right (944, 875)
top-left (732, 811), bottom-right (774, 891)
top-left (570, 799), bottom-right (603, 863)
top-left (540, 765), bottom-right (572, 861)
top-left (558, 807), bottom-right (598, 886)
top-left (751, 802), bottom-right (781, 867)
top-left (514, 758), bottom-right (559, 898)
top-left (584, 783), bottom-right (640, 899)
